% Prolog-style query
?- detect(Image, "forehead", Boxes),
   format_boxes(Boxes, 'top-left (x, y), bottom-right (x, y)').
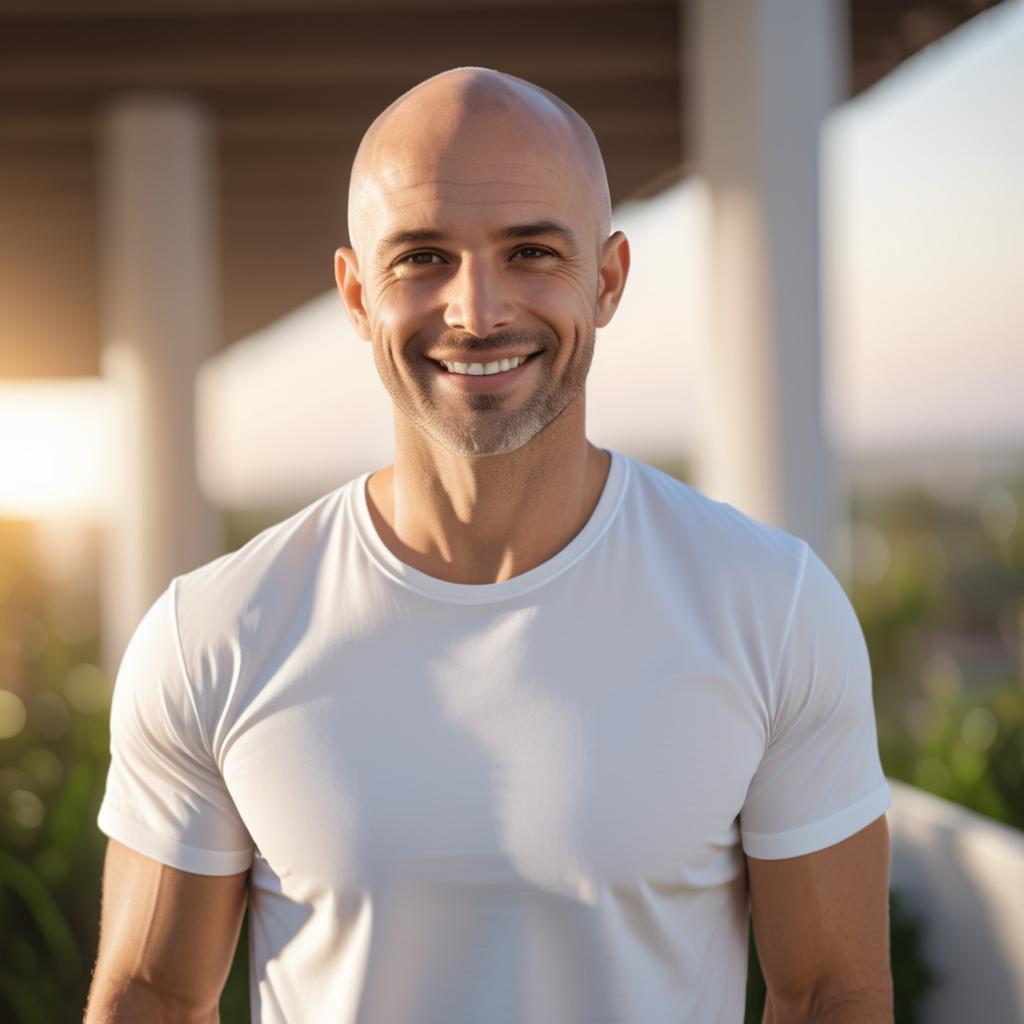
top-left (356, 129), bottom-right (594, 250)
top-left (387, 158), bottom-right (567, 210)
top-left (350, 101), bottom-right (598, 245)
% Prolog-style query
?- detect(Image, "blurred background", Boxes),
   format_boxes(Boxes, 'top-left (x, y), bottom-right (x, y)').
top-left (0, 1), bottom-right (1021, 1022)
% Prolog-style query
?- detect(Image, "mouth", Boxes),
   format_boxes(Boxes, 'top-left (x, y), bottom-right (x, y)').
top-left (425, 350), bottom-right (542, 390)
top-left (429, 351), bottom-right (542, 375)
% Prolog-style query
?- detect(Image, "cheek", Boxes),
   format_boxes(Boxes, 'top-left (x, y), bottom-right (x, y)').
top-left (369, 282), bottom-right (433, 338)
top-left (519, 274), bottom-right (594, 326)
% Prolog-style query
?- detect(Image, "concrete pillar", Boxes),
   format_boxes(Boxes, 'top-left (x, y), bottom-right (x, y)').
top-left (97, 94), bottom-right (221, 674)
top-left (688, 0), bottom-right (848, 567)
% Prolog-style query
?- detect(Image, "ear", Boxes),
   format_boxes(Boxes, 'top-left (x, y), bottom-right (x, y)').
top-left (594, 230), bottom-right (630, 329)
top-left (335, 246), bottom-right (371, 341)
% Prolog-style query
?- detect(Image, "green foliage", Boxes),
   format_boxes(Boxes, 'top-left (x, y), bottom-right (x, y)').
top-left (744, 917), bottom-right (767, 1022)
top-left (0, 521), bottom-right (107, 1022)
top-left (848, 477), bottom-right (1024, 832)
top-left (882, 679), bottom-right (1024, 830)
top-left (220, 910), bottom-right (251, 1023)
top-left (889, 889), bottom-right (939, 1024)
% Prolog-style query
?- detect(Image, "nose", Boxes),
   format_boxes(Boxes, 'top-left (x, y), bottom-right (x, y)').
top-left (443, 256), bottom-right (514, 337)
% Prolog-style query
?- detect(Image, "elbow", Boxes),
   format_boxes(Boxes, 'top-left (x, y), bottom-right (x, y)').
top-left (763, 981), bottom-right (894, 1023)
top-left (85, 972), bottom-right (221, 1024)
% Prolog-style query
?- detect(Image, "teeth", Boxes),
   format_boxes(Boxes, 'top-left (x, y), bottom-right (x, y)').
top-left (440, 355), bottom-right (530, 376)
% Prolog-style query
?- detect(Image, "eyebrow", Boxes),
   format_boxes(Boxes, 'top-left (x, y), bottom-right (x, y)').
top-left (375, 219), bottom-right (579, 261)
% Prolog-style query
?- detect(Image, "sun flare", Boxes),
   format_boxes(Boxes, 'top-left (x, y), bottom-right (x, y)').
top-left (0, 379), bottom-right (117, 521)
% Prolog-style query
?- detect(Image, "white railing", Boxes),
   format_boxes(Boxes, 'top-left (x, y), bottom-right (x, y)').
top-left (888, 778), bottom-right (1024, 1022)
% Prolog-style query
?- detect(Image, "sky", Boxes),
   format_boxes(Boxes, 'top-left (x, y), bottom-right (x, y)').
top-left (1, 0), bottom-right (1022, 518)
top-left (824, 0), bottom-right (1024, 450)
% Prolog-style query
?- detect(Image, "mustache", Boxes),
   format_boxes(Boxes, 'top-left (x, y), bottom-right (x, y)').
top-left (425, 328), bottom-right (554, 355)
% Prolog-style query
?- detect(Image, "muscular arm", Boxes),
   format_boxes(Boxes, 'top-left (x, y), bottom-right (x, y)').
top-left (747, 815), bottom-right (894, 1024)
top-left (84, 838), bottom-right (249, 1023)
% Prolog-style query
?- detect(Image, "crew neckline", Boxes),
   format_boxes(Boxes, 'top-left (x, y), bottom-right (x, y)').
top-left (348, 448), bottom-right (630, 605)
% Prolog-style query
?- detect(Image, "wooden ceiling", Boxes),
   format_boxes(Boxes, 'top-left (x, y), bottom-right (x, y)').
top-left (0, 0), bottom-right (1003, 377)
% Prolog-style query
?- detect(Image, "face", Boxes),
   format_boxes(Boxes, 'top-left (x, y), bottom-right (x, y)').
top-left (337, 108), bottom-right (628, 459)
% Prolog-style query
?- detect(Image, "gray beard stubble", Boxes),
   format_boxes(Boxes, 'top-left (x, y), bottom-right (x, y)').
top-left (372, 324), bottom-right (595, 458)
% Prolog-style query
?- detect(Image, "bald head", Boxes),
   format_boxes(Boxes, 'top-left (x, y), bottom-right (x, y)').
top-left (346, 67), bottom-right (612, 257)
top-left (334, 67), bottom-right (631, 459)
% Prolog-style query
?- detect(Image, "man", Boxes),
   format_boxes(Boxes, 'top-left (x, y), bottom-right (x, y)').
top-left (86, 68), bottom-right (894, 1023)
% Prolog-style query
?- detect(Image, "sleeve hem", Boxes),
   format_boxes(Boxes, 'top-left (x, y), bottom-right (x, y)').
top-left (97, 799), bottom-right (254, 876)
top-left (741, 778), bottom-right (892, 860)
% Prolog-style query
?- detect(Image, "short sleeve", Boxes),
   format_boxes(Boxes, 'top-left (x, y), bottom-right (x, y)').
top-left (97, 581), bottom-right (254, 875)
top-left (740, 543), bottom-right (891, 860)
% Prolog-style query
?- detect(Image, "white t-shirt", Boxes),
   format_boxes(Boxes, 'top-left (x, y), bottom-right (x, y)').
top-left (98, 449), bottom-right (891, 1023)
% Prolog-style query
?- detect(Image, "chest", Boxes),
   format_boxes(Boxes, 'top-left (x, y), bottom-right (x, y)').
top-left (219, 605), bottom-right (767, 902)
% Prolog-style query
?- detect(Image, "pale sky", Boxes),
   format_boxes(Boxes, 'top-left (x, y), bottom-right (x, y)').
top-left (1, 0), bottom-right (1021, 517)
top-left (824, 0), bottom-right (1024, 450)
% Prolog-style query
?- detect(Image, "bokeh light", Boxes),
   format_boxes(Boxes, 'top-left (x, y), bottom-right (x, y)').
top-left (9, 788), bottom-right (45, 830)
top-left (0, 690), bottom-right (28, 740)
top-left (64, 663), bottom-right (110, 715)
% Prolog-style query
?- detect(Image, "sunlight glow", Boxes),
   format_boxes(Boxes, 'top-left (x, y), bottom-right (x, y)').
top-left (0, 379), bottom-right (117, 520)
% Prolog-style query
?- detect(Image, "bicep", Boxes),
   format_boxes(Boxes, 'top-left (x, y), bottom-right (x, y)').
top-left (91, 838), bottom-right (249, 1017)
top-left (746, 814), bottom-right (893, 1020)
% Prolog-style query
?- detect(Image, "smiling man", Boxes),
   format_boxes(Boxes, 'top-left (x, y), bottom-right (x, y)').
top-left (339, 68), bottom-right (622, 584)
top-left (87, 68), bottom-right (894, 1023)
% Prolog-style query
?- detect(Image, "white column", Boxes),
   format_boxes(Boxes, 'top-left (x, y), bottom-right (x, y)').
top-left (688, 0), bottom-right (847, 567)
top-left (98, 94), bottom-right (221, 673)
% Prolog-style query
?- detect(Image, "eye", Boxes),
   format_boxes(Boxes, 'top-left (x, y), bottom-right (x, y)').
top-left (397, 251), bottom-right (445, 266)
top-left (511, 246), bottom-right (556, 261)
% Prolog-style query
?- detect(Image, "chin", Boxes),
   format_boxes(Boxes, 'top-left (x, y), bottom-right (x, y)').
top-left (422, 416), bottom-right (549, 459)
top-left (433, 432), bottom-right (537, 460)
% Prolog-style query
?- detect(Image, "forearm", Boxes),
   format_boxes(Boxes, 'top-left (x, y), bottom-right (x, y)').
top-left (762, 989), bottom-right (894, 1024)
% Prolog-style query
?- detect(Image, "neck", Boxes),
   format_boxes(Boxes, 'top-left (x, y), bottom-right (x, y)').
top-left (364, 396), bottom-right (611, 585)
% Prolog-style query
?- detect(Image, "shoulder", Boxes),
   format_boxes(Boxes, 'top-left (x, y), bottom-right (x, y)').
top-left (178, 483), bottom-right (350, 610)
top-left (171, 480), bottom-right (356, 663)
top-left (619, 454), bottom-right (808, 593)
